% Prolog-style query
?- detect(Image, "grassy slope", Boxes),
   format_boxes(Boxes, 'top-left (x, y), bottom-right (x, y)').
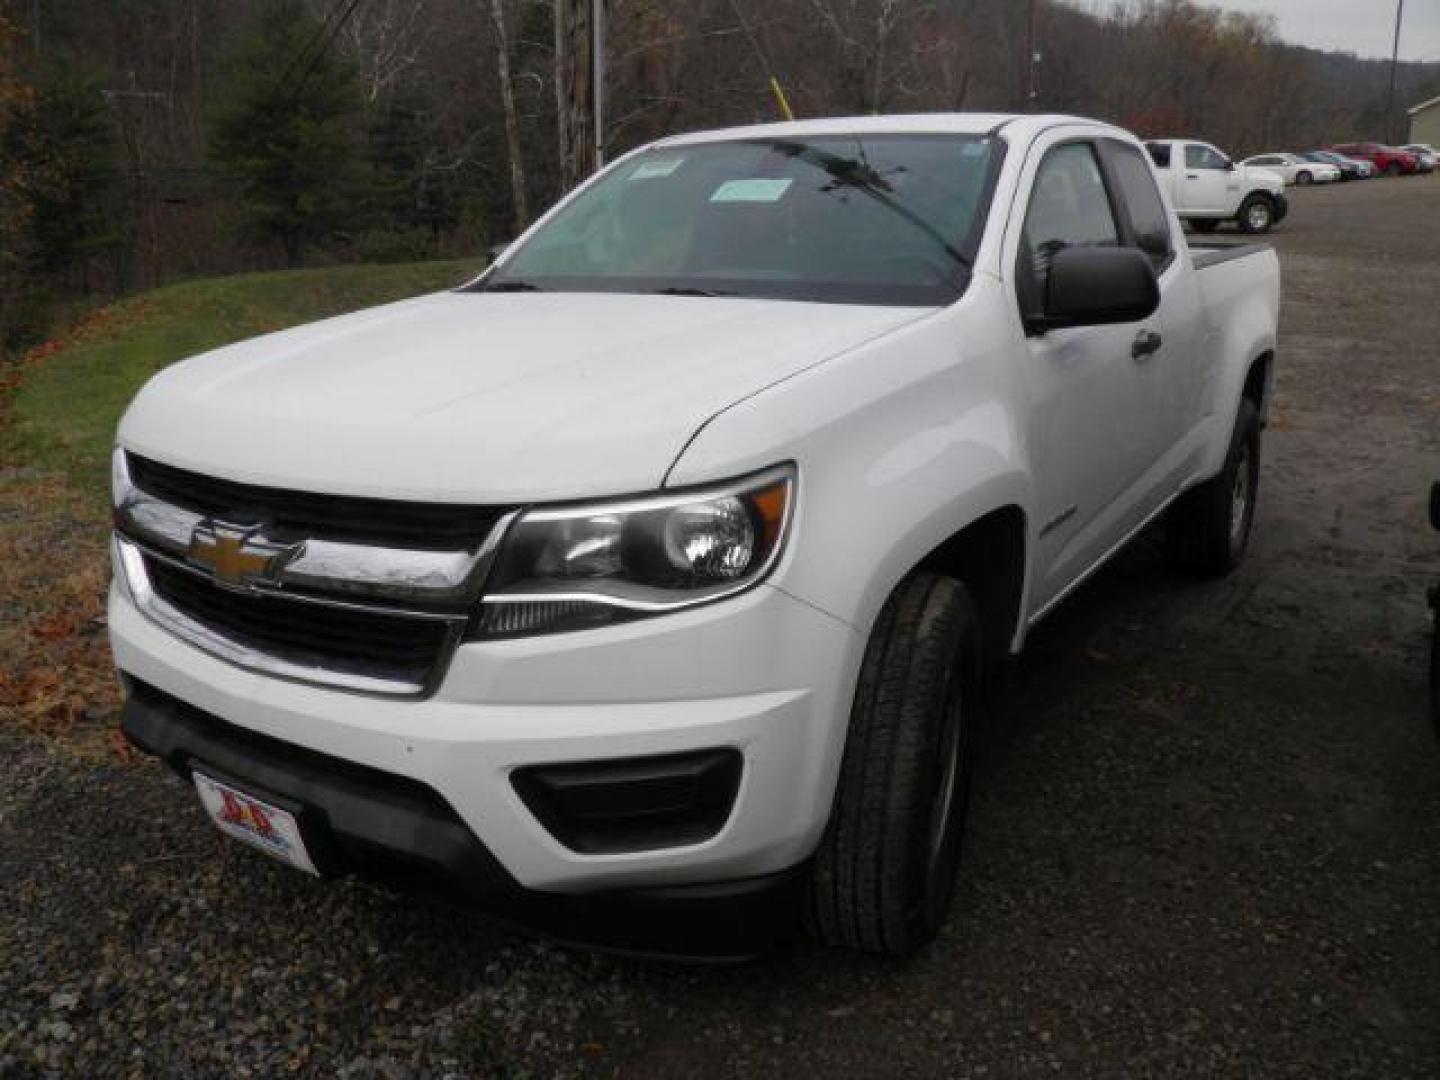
top-left (2, 258), bottom-right (476, 498)
top-left (0, 258), bottom-right (475, 753)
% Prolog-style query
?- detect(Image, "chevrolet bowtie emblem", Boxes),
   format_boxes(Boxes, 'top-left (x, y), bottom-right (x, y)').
top-left (187, 522), bottom-right (302, 589)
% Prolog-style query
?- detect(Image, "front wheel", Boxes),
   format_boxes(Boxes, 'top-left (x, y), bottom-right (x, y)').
top-left (1386, 162), bottom-right (1404, 177)
top-left (1295, 170), bottom-right (1313, 185)
top-left (1166, 399), bottom-right (1261, 576)
top-left (805, 573), bottom-right (982, 955)
top-left (1237, 195), bottom-right (1276, 234)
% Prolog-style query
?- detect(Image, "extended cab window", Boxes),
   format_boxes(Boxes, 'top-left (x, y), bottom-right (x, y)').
top-left (484, 135), bottom-right (1001, 306)
top-left (1106, 141), bottom-right (1173, 271)
top-left (1185, 144), bottom-right (1229, 170)
top-left (1146, 142), bottom-right (1171, 168)
top-left (1016, 142), bottom-right (1119, 318)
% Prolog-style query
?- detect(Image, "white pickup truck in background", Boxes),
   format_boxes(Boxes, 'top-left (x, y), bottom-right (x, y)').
top-left (110, 113), bottom-right (1280, 959)
top-left (1147, 138), bottom-right (1290, 234)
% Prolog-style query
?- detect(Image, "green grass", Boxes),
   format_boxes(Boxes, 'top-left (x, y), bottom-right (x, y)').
top-left (2, 258), bottom-right (477, 499)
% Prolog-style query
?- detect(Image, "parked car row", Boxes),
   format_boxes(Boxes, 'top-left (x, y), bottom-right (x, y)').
top-left (1240, 153), bottom-right (1344, 185)
top-left (1145, 135), bottom-right (1436, 235)
top-left (1332, 142), bottom-right (1436, 176)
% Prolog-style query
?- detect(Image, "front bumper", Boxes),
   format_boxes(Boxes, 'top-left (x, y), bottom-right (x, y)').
top-left (109, 573), bottom-right (860, 897)
top-left (120, 680), bottom-right (805, 959)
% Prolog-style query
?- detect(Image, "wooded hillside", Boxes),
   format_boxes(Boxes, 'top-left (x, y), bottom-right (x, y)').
top-left (2, 0), bottom-right (1437, 356)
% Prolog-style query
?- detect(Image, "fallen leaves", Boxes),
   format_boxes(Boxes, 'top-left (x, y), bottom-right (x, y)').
top-left (0, 472), bottom-right (122, 760)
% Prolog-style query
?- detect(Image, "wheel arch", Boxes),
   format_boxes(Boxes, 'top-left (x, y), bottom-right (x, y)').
top-left (915, 505), bottom-right (1029, 663)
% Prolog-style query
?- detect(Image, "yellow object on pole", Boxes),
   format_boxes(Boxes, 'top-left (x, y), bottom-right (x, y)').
top-left (769, 76), bottom-right (795, 122)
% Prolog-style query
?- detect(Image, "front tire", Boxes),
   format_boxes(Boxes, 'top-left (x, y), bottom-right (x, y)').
top-left (805, 573), bottom-right (982, 955)
top-left (1237, 195), bottom-right (1276, 234)
top-left (1166, 399), bottom-right (1261, 576)
top-left (1295, 170), bottom-right (1313, 185)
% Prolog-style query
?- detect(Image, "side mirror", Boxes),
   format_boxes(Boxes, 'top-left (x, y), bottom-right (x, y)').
top-left (1031, 247), bottom-right (1160, 332)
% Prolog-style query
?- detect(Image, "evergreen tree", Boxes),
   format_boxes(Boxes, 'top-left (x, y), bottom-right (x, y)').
top-left (207, 1), bottom-right (361, 266)
top-left (1, 56), bottom-right (126, 351)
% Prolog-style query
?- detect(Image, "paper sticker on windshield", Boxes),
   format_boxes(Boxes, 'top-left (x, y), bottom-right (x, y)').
top-left (633, 156), bottom-right (685, 180)
top-left (710, 178), bottom-right (793, 203)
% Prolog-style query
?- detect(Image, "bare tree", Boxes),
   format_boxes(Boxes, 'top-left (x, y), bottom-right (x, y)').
top-left (313, 0), bottom-right (434, 104)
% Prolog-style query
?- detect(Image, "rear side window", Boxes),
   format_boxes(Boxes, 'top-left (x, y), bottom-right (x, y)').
top-left (1146, 142), bottom-right (1171, 168)
top-left (1105, 141), bottom-right (1173, 271)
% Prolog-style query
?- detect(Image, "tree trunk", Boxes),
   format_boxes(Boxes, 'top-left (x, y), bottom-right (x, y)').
top-left (487, 0), bottom-right (529, 236)
top-left (554, 0), bottom-right (594, 197)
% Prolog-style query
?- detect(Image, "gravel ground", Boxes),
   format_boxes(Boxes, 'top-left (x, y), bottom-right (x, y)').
top-left (3, 176), bottom-right (1439, 1078)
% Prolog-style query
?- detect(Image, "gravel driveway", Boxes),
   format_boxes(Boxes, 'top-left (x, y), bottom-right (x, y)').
top-left (3, 177), bottom-right (1439, 1078)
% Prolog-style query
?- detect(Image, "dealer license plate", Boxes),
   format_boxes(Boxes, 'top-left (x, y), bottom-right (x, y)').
top-left (193, 771), bottom-right (319, 875)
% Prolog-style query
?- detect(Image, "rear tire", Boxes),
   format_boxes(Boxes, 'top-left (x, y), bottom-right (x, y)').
top-left (1237, 195), bottom-right (1275, 234)
top-left (804, 573), bottom-right (982, 956)
top-left (1295, 170), bottom-right (1313, 185)
top-left (1166, 399), bottom-right (1261, 577)
top-left (1386, 162), bottom-right (1403, 177)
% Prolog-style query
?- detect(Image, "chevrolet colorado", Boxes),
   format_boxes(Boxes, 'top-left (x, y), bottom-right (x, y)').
top-left (111, 113), bottom-right (1281, 959)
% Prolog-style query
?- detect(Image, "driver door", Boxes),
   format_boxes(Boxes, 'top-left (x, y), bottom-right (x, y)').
top-left (1180, 143), bottom-right (1236, 215)
top-left (1015, 140), bottom-right (1166, 611)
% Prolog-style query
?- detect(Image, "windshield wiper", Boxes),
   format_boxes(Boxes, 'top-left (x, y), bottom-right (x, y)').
top-left (485, 280), bottom-right (546, 292)
top-left (652, 286), bottom-right (733, 297)
top-left (771, 140), bottom-right (974, 274)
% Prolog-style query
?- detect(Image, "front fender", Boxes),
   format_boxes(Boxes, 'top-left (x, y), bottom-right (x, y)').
top-left (665, 286), bottom-right (1034, 642)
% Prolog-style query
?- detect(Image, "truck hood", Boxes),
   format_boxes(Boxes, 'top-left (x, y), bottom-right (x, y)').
top-left (118, 290), bottom-right (928, 502)
top-left (1240, 165), bottom-right (1286, 193)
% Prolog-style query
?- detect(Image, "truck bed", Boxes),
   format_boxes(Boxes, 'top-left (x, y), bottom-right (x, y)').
top-left (1190, 242), bottom-right (1272, 270)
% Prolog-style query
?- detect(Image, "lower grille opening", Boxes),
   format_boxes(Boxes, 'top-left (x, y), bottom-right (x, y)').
top-left (143, 555), bottom-right (452, 688)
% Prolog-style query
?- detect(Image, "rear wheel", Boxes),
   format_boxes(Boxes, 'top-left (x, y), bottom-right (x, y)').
top-left (1386, 162), bottom-right (1404, 177)
top-left (1295, 170), bottom-right (1313, 185)
top-left (805, 573), bottom-right (981, 956)
top-left (1237, 195), bottom-right (1276, 234)
top-left (1166, 399), bottom-right (1261, 576)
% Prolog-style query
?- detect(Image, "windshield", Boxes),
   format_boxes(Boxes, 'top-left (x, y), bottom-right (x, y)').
top-left (480, 135), bottom-right (1002, 306)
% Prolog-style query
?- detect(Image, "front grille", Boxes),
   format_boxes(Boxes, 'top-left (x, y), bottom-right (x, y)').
top-left (144, 555), bottom-right (452, 688)
top-left (127, 453), bottom-right (509, 549)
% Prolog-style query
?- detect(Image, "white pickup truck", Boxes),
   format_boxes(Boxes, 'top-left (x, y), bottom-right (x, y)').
top-left (111, 113), bottom-right (1280, 959)
top-left (1146, 139), bottom-right (1289, 234)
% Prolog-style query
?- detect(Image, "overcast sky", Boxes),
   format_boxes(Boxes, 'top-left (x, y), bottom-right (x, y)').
top-left (1071, 1), bottom-right (1440, 62)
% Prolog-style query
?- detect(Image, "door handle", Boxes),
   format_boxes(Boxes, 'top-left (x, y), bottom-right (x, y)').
top-left (1186, 172), bottom-right (1200, 179)
top-left (1131, 330), bottom-right (1163, 359)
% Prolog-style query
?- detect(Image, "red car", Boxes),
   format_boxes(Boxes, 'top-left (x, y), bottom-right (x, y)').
top-left (1331, 142), bottom-right (1421, 176)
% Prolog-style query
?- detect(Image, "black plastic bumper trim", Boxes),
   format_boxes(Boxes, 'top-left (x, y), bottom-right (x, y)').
top-left (119, 679), bottom-right (802, 960)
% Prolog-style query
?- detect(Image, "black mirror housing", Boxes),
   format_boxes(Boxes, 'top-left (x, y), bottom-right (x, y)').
top-left (1032, 246), bottom-right (1160, 332)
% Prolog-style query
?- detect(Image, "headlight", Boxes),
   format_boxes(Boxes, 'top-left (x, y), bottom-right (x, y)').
top-left (472, 464), bottom-right (795, 638)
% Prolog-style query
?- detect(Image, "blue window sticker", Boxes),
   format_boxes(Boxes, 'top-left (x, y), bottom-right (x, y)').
top-left (710, 177), bottom-right (794, 203)
top-left (632, 156), bottom-right (685, 180)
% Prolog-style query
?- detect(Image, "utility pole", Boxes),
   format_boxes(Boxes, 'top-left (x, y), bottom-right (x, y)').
top-left (555, 0), bottom-right (604, 194)
top-left (593, 0), bottom-right (604, 170)
top-left (1386, 0), bottom-right (1405, 144)
top-left (1023, 0), bottom-right (1039, 111)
